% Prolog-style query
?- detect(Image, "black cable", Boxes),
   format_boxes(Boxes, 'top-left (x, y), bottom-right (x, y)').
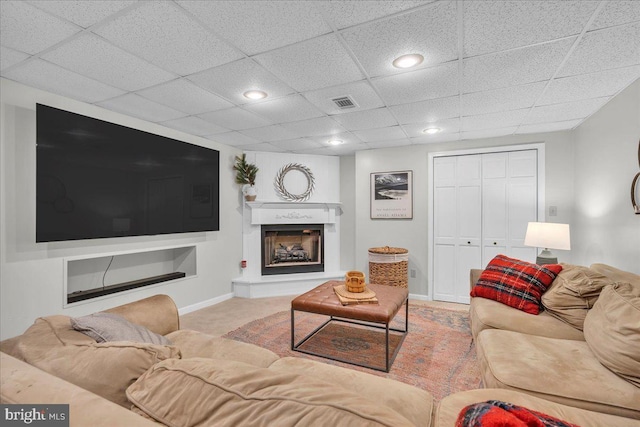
top-left (102, 256), bottom-right (114, 289)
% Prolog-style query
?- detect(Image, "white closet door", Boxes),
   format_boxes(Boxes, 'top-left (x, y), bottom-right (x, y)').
top-left (432, 148), bottom-right (540, 304)
top-left (507, 151), bottom-right (538, 262)
top-left (433, 155), bottom-right (481, 303)
top-left (482, 153), bottom-right (508, 263)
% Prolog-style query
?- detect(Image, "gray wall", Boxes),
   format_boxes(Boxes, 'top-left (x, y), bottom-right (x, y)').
top-left (0, 79), bottom-right (244, 339)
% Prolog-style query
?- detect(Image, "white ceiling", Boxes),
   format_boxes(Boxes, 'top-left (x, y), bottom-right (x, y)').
top-left (1, 0), bottom-right (639, 156)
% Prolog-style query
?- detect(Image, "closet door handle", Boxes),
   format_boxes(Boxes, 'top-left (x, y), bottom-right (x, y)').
top-left (467, 241), bottom-right (471, 244)
top-left (493, 242), bottom-right (497, 245)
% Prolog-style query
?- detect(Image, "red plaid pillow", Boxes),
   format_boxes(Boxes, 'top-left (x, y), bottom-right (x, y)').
top-left (471, 255), bottom-right (563, 314)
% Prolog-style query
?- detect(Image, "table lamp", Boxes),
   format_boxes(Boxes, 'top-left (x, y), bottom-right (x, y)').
top-left (524, 222), bottom-right (571, 265)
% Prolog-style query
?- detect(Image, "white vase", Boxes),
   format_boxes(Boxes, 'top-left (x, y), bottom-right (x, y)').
top-left (243, 184), bottom-right (257, 201)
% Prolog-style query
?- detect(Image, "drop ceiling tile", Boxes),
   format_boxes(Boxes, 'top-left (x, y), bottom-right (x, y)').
top-left (240, 125), bottom-right (298, 142)
top-left (463, 38), bottom-right (575, 93)
top-left (209, 131), bottom-right (259, 147)
top-left (390, 96), bottom-right (460, 125)
top-left (281, 117), bottom-right (347, 138)
top-left (410, 132), bottom-right (461, 144)
top-left (292, 146), bottom-right (335, 156)
top-left (188, 58), bottom-right (295, 105)
top-left (94, 1), bottom-right (241, 76)
top-left (137, 79), bottom-right (233, 115)
top-left (97, 93), bottom-right (186, 123)
top-left (269, 138), bottom-right (323, 151)
top-left (238, 142), bottom-right (284, 153)
top-left (353, 126), bottom-right (406, 142)
top-left (464, 1), bottom-right (596, 57)
top-left (178, 1), bottom-right (330, 55)
top-left (462, 109), bottom-right (530, 132)
top-left (308, 132), bottom-right (362, 147)
top-left (41, 33), bottom-right (176, 91)
top-left (342, 2), bottom-right (457, 77)
top-left (331, 108), bottom-right (398, 131)
top-left (373, 62), bottom-right (458, 105)
top-left (401, 118), bottom-right (460, 137)
top-left (525, 97), bottom-right (610, 124)
top-left (0, 46), bottom-right (29, 71)
top-left (302, 80), bottom-right (385, 115)
top-left (320, 1), bottom-right (427, 30)
top-left (243, 95), bottom-right (324, 123)
top-left (590, 1), bottom-right (640, 30)
top-left (324, 143), bottom-right (370, 156)
top-left (254, 34), bottom-right (363, 92)
top-left (539, 66), bottom-right (640, 105)
top-left (0, 1), bottom-right (81, 54)
top-left (461, 127), bottom-right (518, 140)
top-left (516, 120), bottom-right (583, 134)
top-left (366, 139), bottom-right (414, 149)
top-left (558, 23), bottom-right (640, 77)
top-left (3, 59), bottom-right (125, 103)
top-left (28, 0), bottom-right (135, 28)
top-left (162, 116), bottom-right (229, 136)
top-left (199, 108), bottom-right (272, 131)
top-left (462, 82), bottom-right (547, 116)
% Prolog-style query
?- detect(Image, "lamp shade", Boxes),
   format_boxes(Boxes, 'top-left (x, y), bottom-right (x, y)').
top-left (524, 222), bottom-right (571, 250)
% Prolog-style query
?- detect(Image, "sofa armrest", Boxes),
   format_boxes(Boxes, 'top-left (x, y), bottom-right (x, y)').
top-left (470, 269), bottom-right (483, 291)
top-left (0, 353), bottom-right (158, 426)
top-left (103, 294), bottom-right (179, 336)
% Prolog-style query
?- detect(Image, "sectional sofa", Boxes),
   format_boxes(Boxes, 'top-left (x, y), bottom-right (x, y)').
top-left (1, 263), bottom-right (639, 426)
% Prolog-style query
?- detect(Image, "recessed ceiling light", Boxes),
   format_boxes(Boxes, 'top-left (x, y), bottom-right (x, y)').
top-left (422, 127), bottom-right (441, 135)
top-left (328, 139), bottom-right (343, 146)
top-left (243, 90), bottom-right (267, 100)
top-left (392, 54), bottom-right (424, 69)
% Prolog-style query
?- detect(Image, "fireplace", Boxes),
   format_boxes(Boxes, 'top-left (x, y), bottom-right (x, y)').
top-left (261, 224), bottom-right (324, 276)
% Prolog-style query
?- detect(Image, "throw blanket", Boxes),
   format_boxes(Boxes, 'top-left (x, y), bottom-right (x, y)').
top-left (456, 400), bottom-right (580, 427)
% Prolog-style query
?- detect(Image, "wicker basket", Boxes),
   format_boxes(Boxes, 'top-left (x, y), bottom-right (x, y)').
top-left (368, 246), bottom-right (409, 288)
top-left (345, 270), bottom-right (366, 293)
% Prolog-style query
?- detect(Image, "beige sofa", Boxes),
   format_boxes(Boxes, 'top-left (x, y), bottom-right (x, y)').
top-left (470, 263), bottom-right (640, 420)
top-left (2, 292), bottom-right (638, 426)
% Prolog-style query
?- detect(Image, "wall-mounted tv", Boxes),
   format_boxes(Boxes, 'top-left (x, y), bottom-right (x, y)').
top-left (36, 104), bottom-right (220, 242)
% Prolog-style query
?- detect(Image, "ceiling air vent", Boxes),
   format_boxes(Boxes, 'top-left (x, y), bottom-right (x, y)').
top-left (331, 95), bottom-right (358, 110)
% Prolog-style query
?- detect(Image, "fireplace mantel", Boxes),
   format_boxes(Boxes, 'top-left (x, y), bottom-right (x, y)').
top-left (245, 201), bottom-right (341, 225)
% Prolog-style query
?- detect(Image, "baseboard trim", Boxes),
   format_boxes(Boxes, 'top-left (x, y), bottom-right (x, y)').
top-left (178, 293), bottom-right (234, 316)
top-left (409, 293), bottom-right (431, 301)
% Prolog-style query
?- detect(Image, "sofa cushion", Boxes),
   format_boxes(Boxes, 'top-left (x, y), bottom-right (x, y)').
top-left (435, 389), bottom-right (640, 427)
top-left (126, 357), bottom-right (416, 427)
top-left (14, 315), bottom-right (181, 408)
top-left (589, 263), bottom-right (640, 285)
top-left (471, 255), bottom-right (562, 314)
top-left (165, 329), bottom-right (279, 368)
top-left (541, 264), bottom-right (613, 330)
top-left (71, 312), bottom-right (171, 345)
top-left (269, 357), bottom-right (433, 427)
top-left (475, 329), bottom-right (640, 419)
top-left (583, 282), bottom-right (640, 387)
top-left (469, 297), bottom-right (584, 341)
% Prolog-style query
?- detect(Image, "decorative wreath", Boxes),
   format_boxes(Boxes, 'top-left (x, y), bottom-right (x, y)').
top-left (274, 163), bottom-right (315, 202)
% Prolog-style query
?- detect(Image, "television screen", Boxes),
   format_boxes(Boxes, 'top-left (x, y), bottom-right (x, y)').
top-left (36, 104), bottom-right (220, 242)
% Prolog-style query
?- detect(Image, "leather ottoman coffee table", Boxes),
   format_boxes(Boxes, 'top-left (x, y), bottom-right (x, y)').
top-left (291, 280), bottom-right (408, 372)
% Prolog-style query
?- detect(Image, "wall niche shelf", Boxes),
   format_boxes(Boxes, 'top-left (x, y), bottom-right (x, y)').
top-left (65, 245), bottom-right (196, 306)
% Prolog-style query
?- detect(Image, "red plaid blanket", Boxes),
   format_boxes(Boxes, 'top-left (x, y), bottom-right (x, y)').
top-left (456, 400), bottom-right (581, 427)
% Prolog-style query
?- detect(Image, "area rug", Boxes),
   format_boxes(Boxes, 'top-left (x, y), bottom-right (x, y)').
top-left (223, 305), bottom-right (482, 401)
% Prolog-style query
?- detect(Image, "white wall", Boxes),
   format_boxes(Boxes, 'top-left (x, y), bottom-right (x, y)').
top-left (354, 131), bottom-right (575, 297)
top-left (572, 79), bottom-right (640, 272)
top-left (0, 79), bottom-right (243, 339)
top-left (339, 156), bottom-right (356, 271)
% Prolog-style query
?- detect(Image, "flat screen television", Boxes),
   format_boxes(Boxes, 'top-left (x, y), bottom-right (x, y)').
top-left (36, 104), bottom-right (220, 242)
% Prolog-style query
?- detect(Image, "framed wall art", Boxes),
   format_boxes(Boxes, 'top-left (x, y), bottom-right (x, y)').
top-left (370, 170), bottom-right (413, 219)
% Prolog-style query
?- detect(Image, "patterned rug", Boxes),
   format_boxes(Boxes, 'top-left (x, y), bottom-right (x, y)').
top-left (223, 305), bottom-right (482, 400)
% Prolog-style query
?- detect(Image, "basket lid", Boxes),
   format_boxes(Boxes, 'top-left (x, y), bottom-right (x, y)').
top-left (368, 246), bottom-right (408, 255)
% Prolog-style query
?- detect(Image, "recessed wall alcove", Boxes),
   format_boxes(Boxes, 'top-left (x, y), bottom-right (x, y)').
top-left (65, 245), bottom-right (196, 305)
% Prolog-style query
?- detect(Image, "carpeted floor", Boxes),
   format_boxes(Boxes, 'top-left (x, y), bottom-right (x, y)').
top-left (223, 304), bottom-right (482, 401)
